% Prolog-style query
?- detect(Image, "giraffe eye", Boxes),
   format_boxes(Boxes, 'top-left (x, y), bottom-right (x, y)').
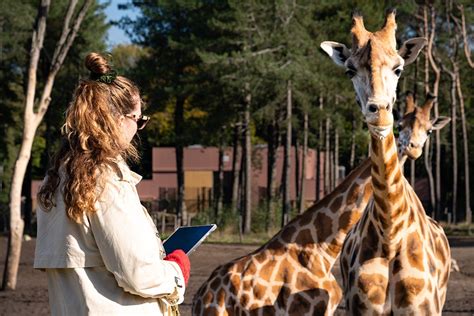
top-left (394, 68), bottom-right (402, 77)
top-left (427, 129), bottom-right (433, 135)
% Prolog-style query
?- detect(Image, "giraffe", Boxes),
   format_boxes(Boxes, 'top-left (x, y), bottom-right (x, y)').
top-left (191, 97), bottom-right (447, 315)
top-left (321, 10), bottom-right (451, 315)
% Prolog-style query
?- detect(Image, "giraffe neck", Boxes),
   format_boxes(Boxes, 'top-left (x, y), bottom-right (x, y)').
top-left (266, 158), bottom-right (373, 267)
top-left (370, 131), bottom-right (409, 243)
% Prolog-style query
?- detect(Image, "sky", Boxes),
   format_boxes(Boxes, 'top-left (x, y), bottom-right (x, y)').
top-left (101, 1), bottom-right (140, 48)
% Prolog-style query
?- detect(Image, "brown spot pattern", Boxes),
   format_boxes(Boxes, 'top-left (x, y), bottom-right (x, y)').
top-left (407, 232), bottom-right (424, 271)
top-left (419, 299), bottom-right (432, 314)
top-left (384, 153), bottom-right (398, 181)
top-left (294, 229), bottom-right (312, 246)
top-left (252, 283), bottom-right (266, 301)
top-left (358, 273), bottom-right (388, 305)
top-left (315, 212), bottom-right (333, 242)
top-left (372, 175), bottom-right (386, 191)
top-left (330, 195), bottom-right (343, 212)
top-left (394, 277), bottom-right (425, 307)
top-left (359, 221), bottom-right (380, 265)
top-left (346, 183), bottom-right (362, 205)
top-left (339, 210), bottom-right (362, 234)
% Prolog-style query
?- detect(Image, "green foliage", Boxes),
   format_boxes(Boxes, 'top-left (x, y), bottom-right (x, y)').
top-left (1, 0), bottom-right (472, 224)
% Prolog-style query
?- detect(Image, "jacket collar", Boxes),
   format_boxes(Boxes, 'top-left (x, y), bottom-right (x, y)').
top-left (115, 157), bottom-right (142, 185)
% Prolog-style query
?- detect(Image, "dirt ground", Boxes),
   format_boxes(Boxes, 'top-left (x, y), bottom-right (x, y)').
top-left (1, 237), bottom-right (473, 316)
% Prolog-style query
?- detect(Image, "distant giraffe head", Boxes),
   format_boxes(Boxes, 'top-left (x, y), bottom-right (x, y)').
top-left (396, 92), bottom-right (451, 160)
top-left (320, 9), bottom-right (427, 137)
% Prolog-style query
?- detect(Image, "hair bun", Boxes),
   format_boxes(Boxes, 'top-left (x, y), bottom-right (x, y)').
top-left (85, 52), bottom-right (111, 75)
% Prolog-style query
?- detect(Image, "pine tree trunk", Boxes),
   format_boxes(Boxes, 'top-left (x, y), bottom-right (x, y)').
top-left (231, 122), bottom-right (242, 214)
top-left (282, 80), bottom-right (292, 226)
top-left (422, 5), bottom-right (436, 217)
top-left (325, 117), bottom-right (331, 194)
top-left (175, 97), bottom-right (185, 225)
top-left (350, 118), bottom-right (356, 170)
top-left (294, 135), bottom-right (300, 206)
top-left (214, 146), bottom-right (224, 222)
top-left (298, 112), bottom-right (308, 214)
top-left (266, 121), bottom-right (278, 231)
top-left (449, 70), bottom-right (458, 223)
top-left (410, 58), bottom-right (418, 187)
top-left (243, 89), bottom-right (252, 234)
top-left (334, 127), bottom-right (339, 187)
top-left (454, 63), bottom-right (471, 223)
top-left (317, 96), bottom-right (323, 200)
top-left (426, 5), bottom-right (442, 218)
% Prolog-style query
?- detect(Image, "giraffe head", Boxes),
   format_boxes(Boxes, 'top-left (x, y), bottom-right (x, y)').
top-left (320, 9), bottom-right (427, 138)
top-left (396, 92), bottom-right (451, 161)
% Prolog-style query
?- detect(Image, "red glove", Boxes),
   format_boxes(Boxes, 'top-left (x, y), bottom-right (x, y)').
top-left (164, 249), bottom-right (190, 285)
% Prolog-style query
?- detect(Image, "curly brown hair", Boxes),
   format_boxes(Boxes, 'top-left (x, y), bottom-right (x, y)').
top-left (38, 52), bottom-right (141, 223)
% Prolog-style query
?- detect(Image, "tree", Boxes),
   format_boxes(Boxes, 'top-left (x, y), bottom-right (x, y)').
top-left (2, 0), bottom-right (93, 291)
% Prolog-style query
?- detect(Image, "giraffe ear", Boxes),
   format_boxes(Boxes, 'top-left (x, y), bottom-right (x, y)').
top-left (398, 37), bottom-right (427, 66)
top-left (431, 116), bottom-right (451, 130)
top-left (320, 41), bottom-right (350, 67)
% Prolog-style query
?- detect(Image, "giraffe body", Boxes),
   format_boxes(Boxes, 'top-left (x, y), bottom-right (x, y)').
top-left (193, 159), bottom-right (373, 315)
top-left (321, 9), bottom-right (451, 315)
top-left (341, 134), bottom-right (450, 315)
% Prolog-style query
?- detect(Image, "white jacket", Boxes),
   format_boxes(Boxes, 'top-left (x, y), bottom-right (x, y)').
top-left (34, 159), bottom-right (185, 316)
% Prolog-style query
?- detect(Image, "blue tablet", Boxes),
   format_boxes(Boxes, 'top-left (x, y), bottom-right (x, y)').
top-left (163, 224), bottom-right (217, 255)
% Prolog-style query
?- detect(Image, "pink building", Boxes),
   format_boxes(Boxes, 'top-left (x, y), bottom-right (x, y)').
top-left (32, 145), bottom-right (326, 214)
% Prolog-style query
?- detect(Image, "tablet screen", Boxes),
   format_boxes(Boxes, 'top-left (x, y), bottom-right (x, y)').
top-left (163, 224), bottom-right (217, 255)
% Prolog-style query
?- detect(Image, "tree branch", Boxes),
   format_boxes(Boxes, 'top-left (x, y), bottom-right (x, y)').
top-left (36, 0), bottom-right (93, 122)
top-left (25, 0), bottom-right (50, 120)
top-left (456, 4), bottom-right (474, 68)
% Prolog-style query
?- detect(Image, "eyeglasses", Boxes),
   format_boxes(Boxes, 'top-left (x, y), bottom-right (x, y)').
top-left (124, 114), bottom-right (150, 130)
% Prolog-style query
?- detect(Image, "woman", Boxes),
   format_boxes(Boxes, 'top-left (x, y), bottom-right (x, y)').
top-left (34, 52), bottom-right (190, 316)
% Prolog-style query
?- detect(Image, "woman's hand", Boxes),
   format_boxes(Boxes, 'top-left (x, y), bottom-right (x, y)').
top-left (164, 249), bottom-right (190, 285)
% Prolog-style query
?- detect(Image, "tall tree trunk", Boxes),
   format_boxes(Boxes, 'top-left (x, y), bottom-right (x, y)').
top-left (175, 97), bottom-right (185, 225)
top-left (427, 5), bottom-right (442, 218)
top-left (450, 0), bottom-right (472, 224)
top-left (238, 134), bottom-right (245, 240)
top-left (266, 120), bottom-right (279, 231)
top-left (334, 125), bottom-right (339, 186)
top-left (324, 116), bottom-right (331, 194)
top-left (243, 88), bottom-right (252, 234)
top-left (231, 122), bottom-right (242, 214)
top-left (422, 5), bottom-right (436, 217)
top-left (449, 69), bottom-right (458, 223)
top-left (294, 134), bottom-right (300, 204)
top-left (350, 117), bottom-right (356, 170)
top-left (282, 80), bottom-right (292, 226)
top-left (410, 58), bottom-right (419, 187)
top-left (3, 0), bottom-right (92, 290)
top-left (317, 96), bottom-right (323, 201)
top-left (298, 112), bottom-right (308, 214)
top-left (214, 145), bottom-right (224, 222)
top-left (454, 62), bottom-right (471, 223)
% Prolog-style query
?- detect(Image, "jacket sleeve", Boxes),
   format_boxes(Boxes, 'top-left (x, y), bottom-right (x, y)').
top-left (88, 178), bottom-right (185, 303)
